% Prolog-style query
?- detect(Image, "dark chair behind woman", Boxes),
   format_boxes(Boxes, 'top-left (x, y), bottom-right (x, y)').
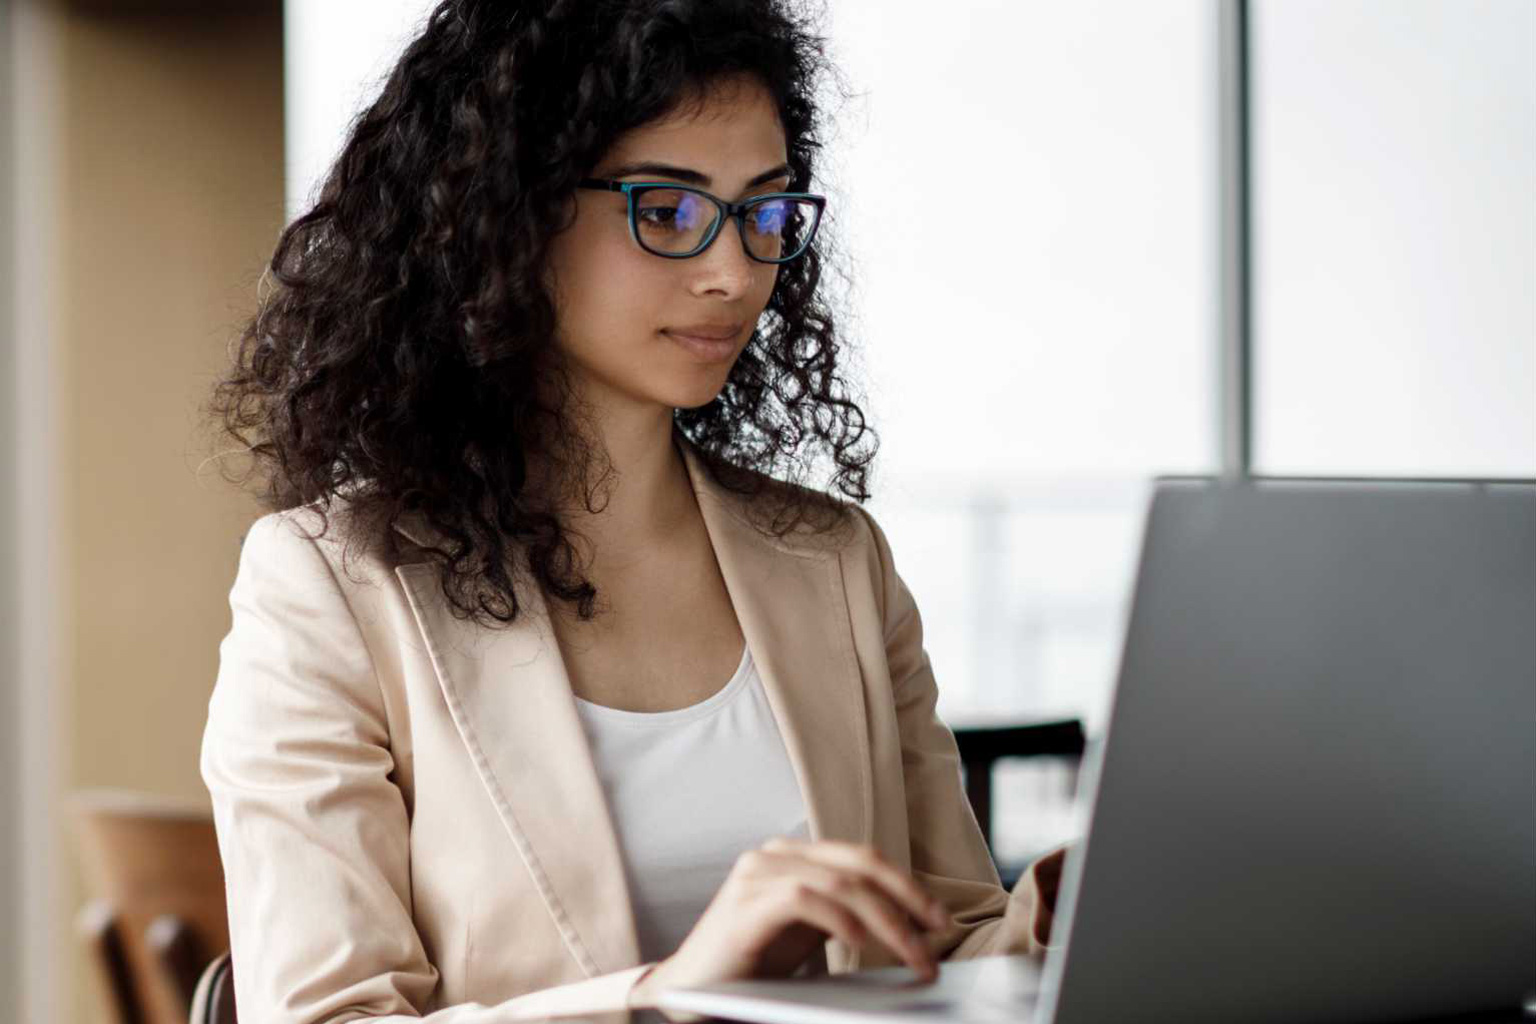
top-left (952, 718), bottom-right (1086, 888)
top-left (189, 951), bottom-right (238, 1024)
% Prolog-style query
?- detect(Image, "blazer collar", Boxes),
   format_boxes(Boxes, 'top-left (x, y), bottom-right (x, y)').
top-left (391, 435), bottom-right (872, 976)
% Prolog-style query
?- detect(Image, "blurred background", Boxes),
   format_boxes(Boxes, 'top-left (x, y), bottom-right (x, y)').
top-left (2, 1), bottom-right (1531, 1022)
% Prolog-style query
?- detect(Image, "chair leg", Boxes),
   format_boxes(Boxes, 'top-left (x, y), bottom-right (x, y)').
top-left (76, 900), bottom-right (146, 1024)
top-left (963, 760), bottom-right (995, 850)
top-left (147, 914), bottom-right (205, 1018)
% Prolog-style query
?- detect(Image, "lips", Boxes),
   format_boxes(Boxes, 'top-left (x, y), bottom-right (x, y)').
top-left (663, 322), bottom-right (744, 341)
top-left (662, 323), bottom-right (744, 362)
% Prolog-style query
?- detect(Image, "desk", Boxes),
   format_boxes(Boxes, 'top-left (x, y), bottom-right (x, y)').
top-left (621, 954), bottom-right (1536, 1024)
top-left (624, 1007), bottom-right (1536, 1024)
top-left (618, 1009), bottom-right (1536, 1024)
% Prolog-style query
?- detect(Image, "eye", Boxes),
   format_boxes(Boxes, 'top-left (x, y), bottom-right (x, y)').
top-left (750, 200), bottom-right (789, 236)
top-left (636, 190), bottom-right (708, 234)
top-left (637, 206), bottom-right (680, 226)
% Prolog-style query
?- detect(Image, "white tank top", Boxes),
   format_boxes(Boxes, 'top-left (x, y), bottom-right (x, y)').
top-left (572, 642), bottom-right (811, 963)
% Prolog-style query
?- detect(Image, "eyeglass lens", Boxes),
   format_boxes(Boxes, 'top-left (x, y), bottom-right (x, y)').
top-left (634, 188), bottom-right (817, 261)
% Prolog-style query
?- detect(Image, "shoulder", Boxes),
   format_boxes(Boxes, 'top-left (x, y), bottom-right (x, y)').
top-left (236, 496), bottom-right (408, 593)
top-left (706, 462), bottom-right (903, 626)
top-left (237, 505), bottom-right (332, 573)
top-left (681, 434), bottom-right (886, 559)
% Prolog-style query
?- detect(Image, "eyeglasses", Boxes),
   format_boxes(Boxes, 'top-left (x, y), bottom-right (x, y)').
top-left (577, 178), bottom-right (826, 263)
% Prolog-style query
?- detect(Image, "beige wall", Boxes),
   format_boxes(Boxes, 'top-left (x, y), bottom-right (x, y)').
top-left (38, 4), bottom-right (283, 1021)
top-left (1, 0), bottom-right (21, 1017)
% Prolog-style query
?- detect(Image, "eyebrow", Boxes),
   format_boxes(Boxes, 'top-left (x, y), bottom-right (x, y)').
top-left (601, 161), bottom-right (793, 190)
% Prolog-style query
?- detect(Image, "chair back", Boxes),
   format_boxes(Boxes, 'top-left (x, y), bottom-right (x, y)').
top-left (189, 951), bottom-right (238, 1024)
top-left (952, 718), bottom-right (1086, 887)
top-left (71, 789), bottom-right (230, 1024)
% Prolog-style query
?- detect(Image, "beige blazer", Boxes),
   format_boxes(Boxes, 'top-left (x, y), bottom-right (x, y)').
top-left (200, 435), bottom-right (1055, 1023)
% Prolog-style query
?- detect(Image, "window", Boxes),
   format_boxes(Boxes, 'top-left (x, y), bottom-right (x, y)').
top-left (828, 0), bottom-right (1219, 862)
top-left (1251, 0), bottom-right (1536, 478)
top-left (285, 0), bottom-right (433, 221)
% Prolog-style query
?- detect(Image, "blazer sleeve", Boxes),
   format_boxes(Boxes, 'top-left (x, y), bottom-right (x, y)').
top-left (200, 512), bottom-right (656, 1023)
top-left (853, 505), bottom-right (1065, 961)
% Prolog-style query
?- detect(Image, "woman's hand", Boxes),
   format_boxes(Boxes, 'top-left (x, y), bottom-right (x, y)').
top-left (1024, 845), bottom-right (1069, 947)
top-left (629, 836), bottom-right (951, 1008)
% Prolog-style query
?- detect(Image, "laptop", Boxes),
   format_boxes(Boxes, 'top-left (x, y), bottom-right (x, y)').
top-left (657, 478), bottom-right (1536, 1024)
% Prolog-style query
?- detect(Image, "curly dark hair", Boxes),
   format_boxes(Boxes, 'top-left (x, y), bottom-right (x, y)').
top-left (208, 0), bottom-right (878, 627)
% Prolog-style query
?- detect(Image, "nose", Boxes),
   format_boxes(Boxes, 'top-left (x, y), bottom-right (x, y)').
top-left (687, 217), bottom-right (761, 300)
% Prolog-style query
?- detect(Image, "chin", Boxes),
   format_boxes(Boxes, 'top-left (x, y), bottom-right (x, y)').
top-left (666, 380), bottom-right (730, 411)
top-left (647, 361), bottom-right (736, 412)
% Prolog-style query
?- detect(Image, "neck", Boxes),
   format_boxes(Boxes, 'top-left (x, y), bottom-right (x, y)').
top-left (538, 386), bottom-right (701, 571)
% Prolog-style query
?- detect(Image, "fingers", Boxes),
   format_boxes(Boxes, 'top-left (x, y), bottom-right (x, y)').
top-left (766, 880), bottom-right (937, 982)
top-left (762, 883), bottom-right (871, 953)
top-left (755, 844), bottom-right (942, 980)
top-left (763, 837), bottom-right (948, 931)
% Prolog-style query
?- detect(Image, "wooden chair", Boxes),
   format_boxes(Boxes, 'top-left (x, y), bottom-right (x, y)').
top-left (70, 789), bottom-right (231, 1024)
top-left (189, 951), bottom-right (238, 1024)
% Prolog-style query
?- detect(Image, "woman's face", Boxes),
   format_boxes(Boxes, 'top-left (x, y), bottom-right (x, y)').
top-left (545, 75), bottom-right (789, 416)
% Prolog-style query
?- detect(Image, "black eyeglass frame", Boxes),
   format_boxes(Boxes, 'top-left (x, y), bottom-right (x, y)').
top-left (577, 178), bottom-right (827, 264)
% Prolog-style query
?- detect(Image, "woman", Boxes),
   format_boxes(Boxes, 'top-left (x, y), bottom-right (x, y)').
top-left (202, 1), bottom-right (1065, 1020)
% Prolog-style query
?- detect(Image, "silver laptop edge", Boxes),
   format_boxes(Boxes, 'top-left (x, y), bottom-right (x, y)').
top-left (1040, 477), bottom-right (1535, 1023)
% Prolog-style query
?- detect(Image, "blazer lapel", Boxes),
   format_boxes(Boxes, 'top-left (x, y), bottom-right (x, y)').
top-left (393, 553), bottom-right (642, 978)
top-left (679, 439), bottom-right (873, 854)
